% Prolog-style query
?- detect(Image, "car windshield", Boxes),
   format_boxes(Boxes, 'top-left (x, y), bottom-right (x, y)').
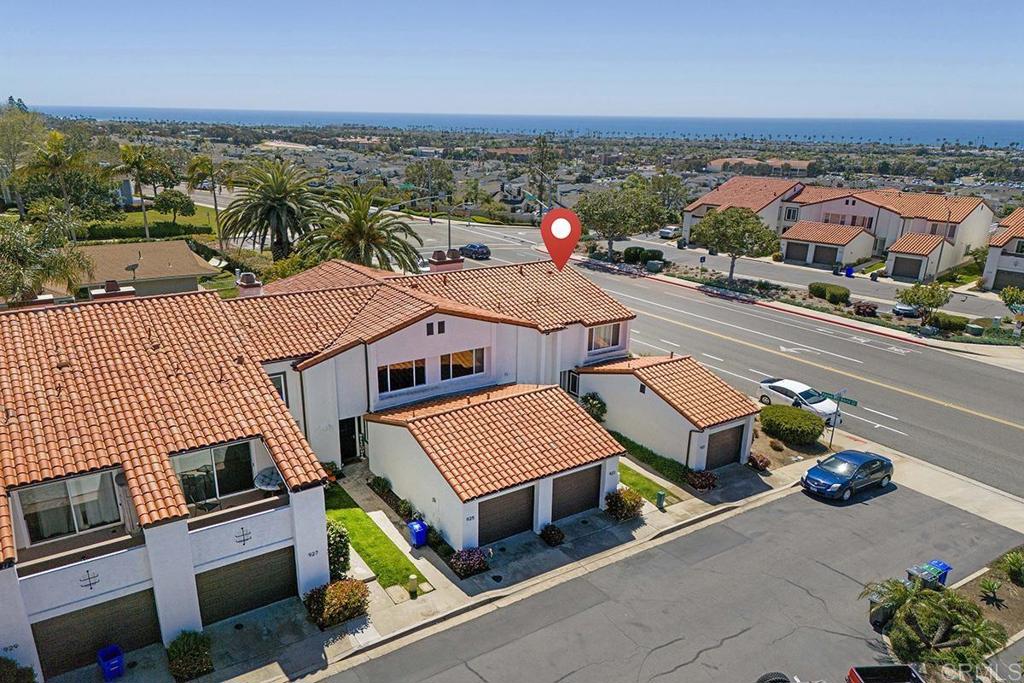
top-left (798, 388), bottom-right (827, 404)
top-left (817, 455), bottom-right (857, 476)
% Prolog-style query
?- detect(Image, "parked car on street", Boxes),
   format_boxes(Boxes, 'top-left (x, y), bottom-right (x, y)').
top-left (892, 303), bottom-right (922, 318)
top-left (801, 450), bottom-right (893, 502)
top-left (416, 256), bottom-right (431, 273)
top-left (459, 243), bottom-right (491, 259)
top-left (758, 378), bottom-right (843, 427)
top-left (659, 225), bottom-right (682, 239)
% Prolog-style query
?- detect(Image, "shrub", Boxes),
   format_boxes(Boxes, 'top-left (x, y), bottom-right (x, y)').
top-left (605, 488), bottom-right (644, 521)
top-left (580, 392), bottom-right (607, 423)
top-left (611, 432), bottom-right (691, 488)
top-left (760, 404), bottom-right (825, 446)
top-left (808, 282), bottom-right (850, 305)
top-left (769, 439), bottom-right (784, 452)
top-left (449, 548), bottom-right (490, 578)
top-left (927, 311), bottom-right (969, 332)
top-left (687, 470), bottom-right (718, 491)
top-left (980, 577), bottom-right (1002, 600)
top-left (326, 519), bottom-right (350, 581)
top-left (320, 460), bottom-right (341, 480)
top-left (622, 246), bottom-right (646, 264)
top-left (395, 498), bottom-right (414, 520)
top-left (0, 656), bottom-right (36, 683)
top-left (303, 579), bottom-right (370, 630)
top-left (747, 453), bottom-right (770, 472)
top-left (166, 631), bottom-right (213, 682)
top-left (642, 248), bottom-right (664, 263)
top-left (427, 527), bottom-right (455, 561)
top-left (87, 222), bottom-right (212, 240)
top-left (539, 523), bottom-right (565, 546)
top-left (1000, 550), bottom-right (1024, 585)
top-left (808, 282), bottom-right (829, 299)
top-left (771, 251), bottom-right (783, 262)
top-left (368, 475), bottom-right (391, 495)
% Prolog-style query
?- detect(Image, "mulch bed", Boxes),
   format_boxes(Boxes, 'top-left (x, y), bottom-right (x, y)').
top-left (749, 417), bottom-right (830, 472)
top-left (959, 562), bottom-right (1024, 641)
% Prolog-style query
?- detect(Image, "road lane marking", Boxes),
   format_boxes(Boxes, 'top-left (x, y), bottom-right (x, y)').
top-left (608, 290), bottom-right (864, 364)
top-left (702, 353), bottom-right (724, 362)
top-left (861, 406), bottom-right (901, 421)
top-left (631, 337), bottom-right (672, 353)
top-left (700, 363), bottom-right (761, 385)
top-left (842, 411), bottom-right (909, 436)
top-left (659, 339), bottom-right (681, 348)
top-left (748, 368), bottom-right (772, 378)
top-left (632, 306), bottom-right (1024, 434)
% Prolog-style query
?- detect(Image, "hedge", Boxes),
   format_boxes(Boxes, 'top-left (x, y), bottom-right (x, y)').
top-left (303, 579), bottom-right (370, 630)
top-left (326, 519), bottom-right (350, 581)
top-left (808, 282), bottom-right (850, 305)
top-left (87, 222), bottom-right (213, 240)
top-left (642, 249), bottom-right (664, 262)
top-left (0, 656), bottom-right (35, 683)
top-left (759, 405), bottom-right (825, 446)
top-left (622, 246), bottom-right (646, 264)
top-left (927, 311), bottom-right (969, 332)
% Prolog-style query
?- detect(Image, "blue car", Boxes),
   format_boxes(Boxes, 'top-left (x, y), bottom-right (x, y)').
top-left (801, 450), bottom-right (893, 502)
top-left (459, 243), bottom-right (491, 259)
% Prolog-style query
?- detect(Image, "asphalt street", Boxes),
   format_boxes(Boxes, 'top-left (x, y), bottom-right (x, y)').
top-left (403, 217), bottom-right (1024, 497)
top-left (326, 488), bottom-right (1023, 683)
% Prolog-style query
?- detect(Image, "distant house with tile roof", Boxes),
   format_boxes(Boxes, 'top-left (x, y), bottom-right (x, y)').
top-left (981, 208), bottom-right (1024, 291)
top-left (779, 221), bottom-right (875, 266)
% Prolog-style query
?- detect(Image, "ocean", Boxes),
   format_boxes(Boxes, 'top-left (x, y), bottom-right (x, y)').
top-left (35, 105), bottom-right (1024, 147)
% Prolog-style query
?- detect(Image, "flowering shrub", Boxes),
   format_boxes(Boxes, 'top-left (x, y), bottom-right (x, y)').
top-left (539, 523), bottom-right (565, 546)
top-left (580, 392), bottom-right (607, 423)
top-left (747, 453), bottom-right (771, 472)
top-left (687, 470), bottom-right (718, 491)
top-left (605, 488), bottom-right (644, 521)
top-left (326, 519), bottom-right (350, 581)
top-left (449, 548), bottom-right (491, 579)
top-left (303, 579), bottom-right (370, 630)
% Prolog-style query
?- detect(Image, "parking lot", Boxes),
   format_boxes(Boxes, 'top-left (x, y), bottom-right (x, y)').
top-left (327, 487), bottom-right (1023, 683)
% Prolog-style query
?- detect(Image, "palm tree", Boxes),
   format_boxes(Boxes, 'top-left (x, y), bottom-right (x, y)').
top-left (298, 186), bottom-right (423, 272)
top-left (220, 158), bottom-right (320, 260)
top-left (111, 144), bottom-right (154, 239)
top-left (21, 131), bottom-right (85, 226)
top-left (859, 577), bottom-right (925, 614)
top-left (186, 154), bottom-right (232, 252)
top-left (0, 210), bottom-right (93, 304)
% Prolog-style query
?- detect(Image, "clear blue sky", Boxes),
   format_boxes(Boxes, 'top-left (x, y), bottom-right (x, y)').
top-left (4, 0), bottom-right (1021, 119)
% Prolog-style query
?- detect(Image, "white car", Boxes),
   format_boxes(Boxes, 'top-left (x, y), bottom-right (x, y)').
top-left (658, 225), bottom-right (682, 239)
top-left (758, 377), bottom-right (843, 427)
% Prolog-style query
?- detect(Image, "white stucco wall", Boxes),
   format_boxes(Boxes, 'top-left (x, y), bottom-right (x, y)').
top-left (145, 520), bottom-right (202, 645)
top-left (289, 487), bottom-right (330, 595)
top-left (301, 358), bottom-right (343, 463)
top-left (690, 417), bottom-right (755, 471)
top-left (983, 239), bottom-right (1024, 289)
top-left (189, 506), bottom-right (293, 574)
top-left (0, 567), bottom-right (42, 680)
top-left (263, 360), bottom-right (305, 433)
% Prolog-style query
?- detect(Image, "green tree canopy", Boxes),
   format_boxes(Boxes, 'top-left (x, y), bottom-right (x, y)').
top-left (0, 210), bottom-right (93, 303)
top-left (999, 285), bottom-right (1024, 313)
top-left (690, 207), bottom-right (779, 281)
top-left (153, 189), bottom-right (196, 225)
top-left (20, 131), bottom-right (87, 222)
top-left (110, 143), bottom-right (155, 237)
top-left (575, 180), bottom-right (665, 261)
top-left (896, 282), bottom-right (951, 321)
top-left (404, 158), bottom-right (453, 200)
top-left (0, 104), bottom-right (45, 216)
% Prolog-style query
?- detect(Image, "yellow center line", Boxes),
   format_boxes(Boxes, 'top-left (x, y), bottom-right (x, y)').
top-left (634, 307), bottom-right (1024, 434)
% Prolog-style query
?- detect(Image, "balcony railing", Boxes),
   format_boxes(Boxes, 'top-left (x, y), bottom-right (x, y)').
top-left (15, 525), bottom-right (143, 577)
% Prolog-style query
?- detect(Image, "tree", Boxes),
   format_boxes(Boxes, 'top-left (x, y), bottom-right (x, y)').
top-left (110, 144), bottom-right (154, 238)
top-left (529, 134), bottom-right (558, 208)
top-left (298, 186), bottom-right (423, 272)
top-left (20, 131), bottom-right (85, 225)
top-left (153, 189), bottom-right (195, 225)
top-left (650, 173), bottom-right (688, 222)
top-left (574, 189), bottom-right (626, 260)
top-left (220, 158), bottom-right (320, 260)
top-left (0, 209), bottom-right (93, 304)
top-left (460, 177), bottom-right (485, 206)
top-left (0, 104), bottom-right (45, 217)
top-left (404, 158), bottom-right (453, 200)
top-left (690, 207), bottom-right (779, 281)
top-left (187, 153), bottom-right (234, 252)
top-left (999, 285), bottom-right (1024, 314)
top-left (967, 246), bottom-right (989, 272)
top-left (896, 282), bottom-right (951, 323)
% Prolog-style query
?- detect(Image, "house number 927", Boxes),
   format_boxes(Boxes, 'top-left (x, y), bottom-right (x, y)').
top-left (307, 550), bottom-right (319, 558)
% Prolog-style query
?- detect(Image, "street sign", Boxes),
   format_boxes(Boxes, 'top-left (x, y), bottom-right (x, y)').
top-left (821, 392), bottom-right (858, 407)
top-left (699, 256), bottom-right (706, 264)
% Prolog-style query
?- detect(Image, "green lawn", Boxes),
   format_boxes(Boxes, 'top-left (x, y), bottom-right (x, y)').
top-left (199, 272), bottom-right (238, 299)
top-left (324, 486), bottom-right (424, 589)
top-left (861, 261), bottom-right (886, 274)
top-left (611, 431), bottom-right (691, 488)
top-left (121, 204), bottom-right (219, 231)
top-left (619, 462), bottom-right (680, 506)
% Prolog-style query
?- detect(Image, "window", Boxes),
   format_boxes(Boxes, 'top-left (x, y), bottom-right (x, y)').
top-left (559, 370), bottom-right (579, 396)
top-left (268, 373), bottom-right (288, 406)
top-left (426, 322), bottom-right (434, 336)
top-left (20, 471), bottom-right (121, 544)
top-left (377, 359), bottom-right (427, 393)
top-left (173, 441), bottom-right (255, 506)
top-left (441, 348), bottom-right (485, 381)
top-left (438, 321), bottom-right (446, 334)
top-left (947, 225), bottom-right (957, 240)
top-left (639, 383), bottom-right (646, 394)
top-left (587, 323), bottom-right (621, 352)
top-left (930, 223), bottom-right (939, 234)
top-left (784, 207), bottom-right (799, 222)
top-left (1016, 240), bottom-right (1024, 255)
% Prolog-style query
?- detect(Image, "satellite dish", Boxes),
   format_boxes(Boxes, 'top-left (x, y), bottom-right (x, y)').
top-left (125, 263), bottom-right (139, 280)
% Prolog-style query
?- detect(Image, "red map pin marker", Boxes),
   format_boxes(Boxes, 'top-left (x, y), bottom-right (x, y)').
top-left (540, 208), bottom-right (582, 271)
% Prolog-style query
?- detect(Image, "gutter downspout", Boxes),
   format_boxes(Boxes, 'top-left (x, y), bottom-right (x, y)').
top-left (297, 363), bottom-right (309, 439)
top-left (685, 428), bottom-right (701, 468)
top-left (364, 344), bottom-right (371, 414)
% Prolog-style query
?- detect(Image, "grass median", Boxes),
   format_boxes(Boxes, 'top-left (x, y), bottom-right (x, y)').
top-left (618, 462), bottom-right (680, 506)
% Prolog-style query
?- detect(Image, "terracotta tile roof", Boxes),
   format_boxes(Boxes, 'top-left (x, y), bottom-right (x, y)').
top-left (262, 260), bottom-right (395, 294)
top-left (887, 233), bottom-right (950, 256)
top-left (781, 221), bottom-right (870, 246)
top-left (685, 176), bottom-right (802, 213)
top-left (391, 261), bottom-right (635, 333)
top-left (790, 186), bottom-right (855, 205)
top-left (226, 283), bottom-right (537, 369)
top-left (0, 292), bottom-right (325, 563)
top-left (366, 385), bottom-right (623, 501)
top-left (578, 355), bottom-right (759, 430)
top-left (0, 494), bottom-right (13, 566)
top-left (992, 208), bottom-right (1024, 247)
top-left (855, 190), bottom-right (984, 223)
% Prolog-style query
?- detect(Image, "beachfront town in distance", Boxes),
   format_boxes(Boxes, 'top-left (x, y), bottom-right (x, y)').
top-left (2, 98), bottom-right (1024, 683)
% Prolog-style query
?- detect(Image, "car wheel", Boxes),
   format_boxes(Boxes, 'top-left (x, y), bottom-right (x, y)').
top-left (879, 475), bottom-right (891, 488)
top-left (756, 674), bottom-right (791, 683)
top-left (840, 488), bottom-right (852, 502)
top-left (759, 395), bottom-right (771, 405)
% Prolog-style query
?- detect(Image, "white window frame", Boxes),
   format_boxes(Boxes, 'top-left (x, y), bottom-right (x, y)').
top-left (377, 358), bottom-right (427, 394)
top-left (172, 439), bottom-right (257, 506)
top-left (587, 323), bottom-right (623, 354)
top-left (440, 348), bottom-right (485, 382)
top-left (784, 207), bottom-right (799, 222)
top-left (268, 372), bottom-right (288, 407)
top-left (16, 470), bottom-right (123, 547)
top-left (559, 369), bottom-right (579, 397)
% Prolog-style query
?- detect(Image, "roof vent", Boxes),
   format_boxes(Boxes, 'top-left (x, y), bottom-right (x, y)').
top-left (90, 282), bottom-right (136, 300)
top-left (104, 280), bottom-right (121, 293)
top-left (236, 272), bottom-right (263, 297)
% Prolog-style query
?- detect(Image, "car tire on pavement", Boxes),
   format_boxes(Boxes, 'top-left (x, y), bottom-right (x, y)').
top-left (841, 488), bottom-right (853, 502)
top-left (755, 674), bottom-right (791, 683)
top-left (759, 395), bottom-right (771, 405)
top-left (879, 475), bottom-right (891, 488)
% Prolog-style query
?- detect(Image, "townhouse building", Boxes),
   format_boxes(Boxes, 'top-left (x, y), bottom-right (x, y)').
top-left (981, 208), bottom-right (1024, 291)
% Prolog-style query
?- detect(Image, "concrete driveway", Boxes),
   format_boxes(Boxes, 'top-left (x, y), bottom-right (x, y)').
top-left (325, 487), bottom-right (1022, 683)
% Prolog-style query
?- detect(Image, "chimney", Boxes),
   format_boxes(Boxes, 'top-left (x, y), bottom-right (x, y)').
top-left (236, 271), bottom-right (263, 297)
top-left (427, 249), bottom-right (464, 273)
top-left (90, 280), bottom-right (136, 301)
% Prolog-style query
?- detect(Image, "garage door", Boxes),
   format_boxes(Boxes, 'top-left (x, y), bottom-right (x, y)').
top-left (478, 486), bottom-right (535, 546)
top-left (891, 256), bottom-right (923, 279)
top-left (552, 466), bottom-right (602, 521)
top-left (812, 245), bottom-right (838, 265)
top-left (32, 588), bottom-right (161, 678)
top-left (993, 269), bottom-right (1024, 291)
top-left (784, 242), bottom-right (809, 261)
top-left (196, 547), bottom-right (296, 626)
top-left (706, 425), bottom-right (744, 469)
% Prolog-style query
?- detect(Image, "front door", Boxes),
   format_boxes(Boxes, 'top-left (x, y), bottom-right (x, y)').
top-left (339, 417), bottom-right (360, 463)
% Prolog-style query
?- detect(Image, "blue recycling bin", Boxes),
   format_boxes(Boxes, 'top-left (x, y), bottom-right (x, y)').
top-left (407, 520), bottom-right (427, 548)
top-left (97, 644), bottom-right (124, 681)
top-left (845, 265), bottom-right (854, 278)
top-left (928, 559), bottom-right (952, 586)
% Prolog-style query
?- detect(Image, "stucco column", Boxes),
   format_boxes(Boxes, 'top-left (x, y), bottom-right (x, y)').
top-left (290, 486), bottom-right (330, 596)
top-left (460, 500), bottom-right (479, 550)
top-left (144, 520), bottom-right (202, 645)
top-left (600, 458), bottom-right (620, 509)
top-left (533, 480), bottom-right (553, 533)
top-left (0, 567), bottom-right (42, 681)
top-left (805, 245), bottom-right (815, 265)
